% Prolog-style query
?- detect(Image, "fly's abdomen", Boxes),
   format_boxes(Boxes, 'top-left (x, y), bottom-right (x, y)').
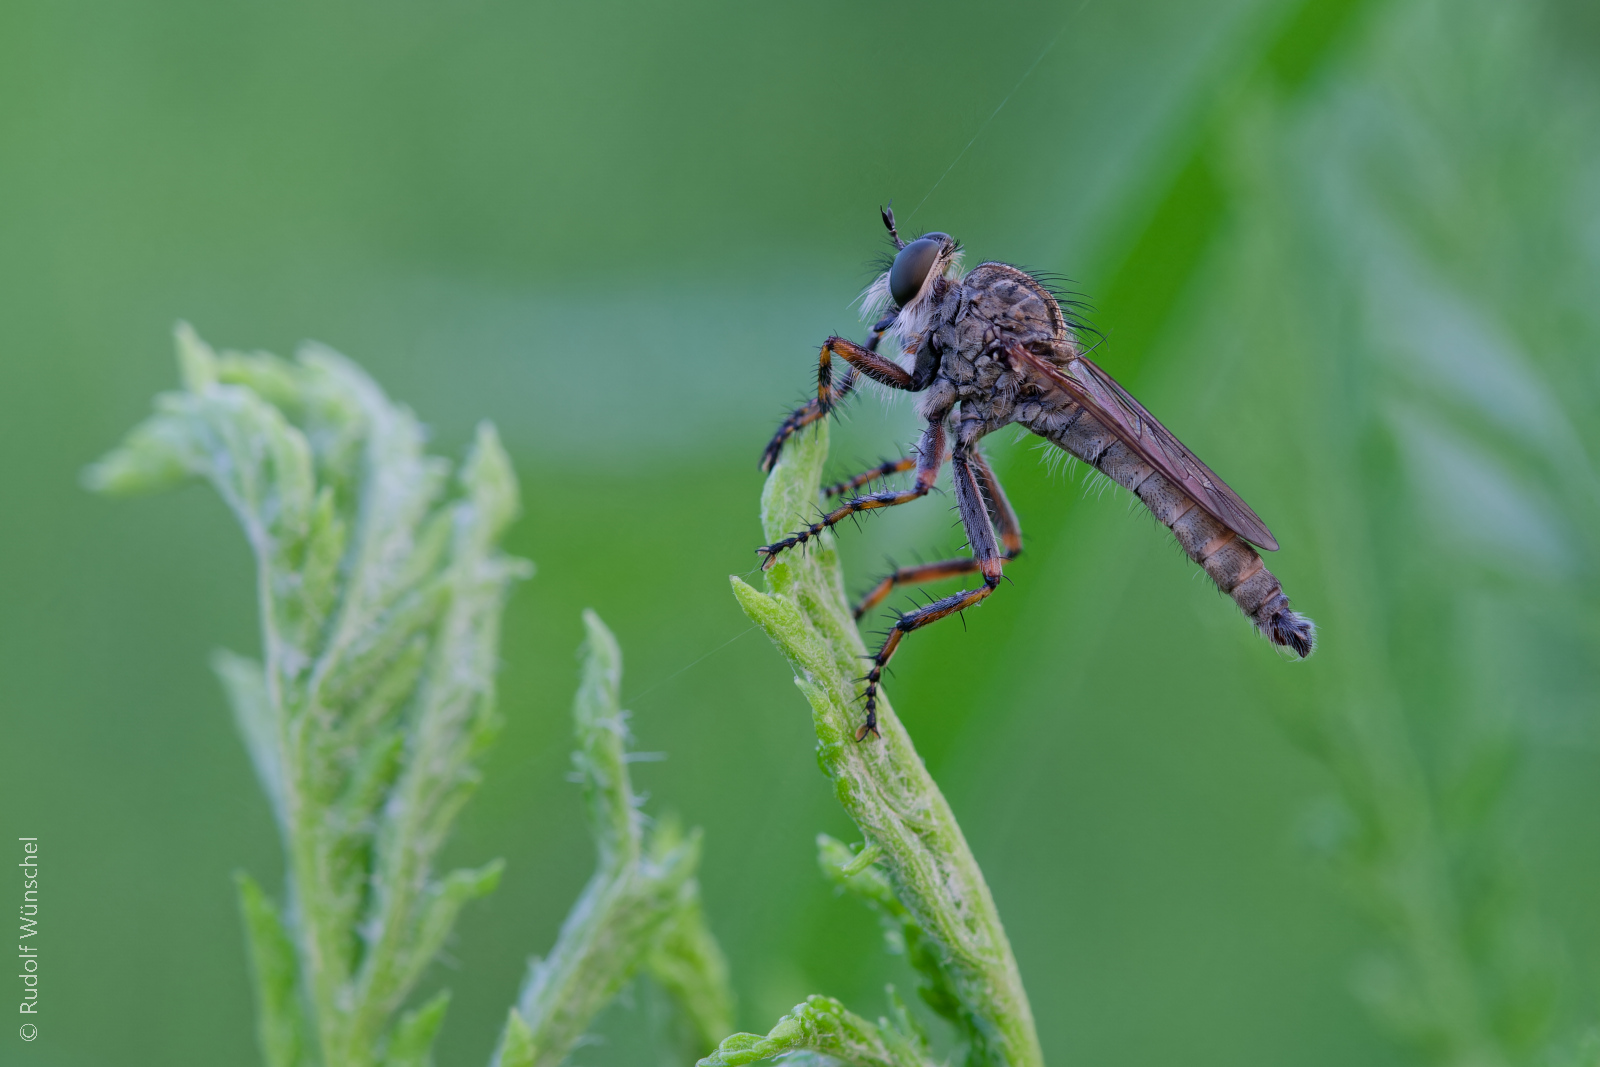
top-left (1038, 407), bottom-right (1315, 656)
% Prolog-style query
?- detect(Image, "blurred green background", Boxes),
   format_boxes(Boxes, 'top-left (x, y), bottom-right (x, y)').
top-left (3, 0), bottom-right (1598, 1064)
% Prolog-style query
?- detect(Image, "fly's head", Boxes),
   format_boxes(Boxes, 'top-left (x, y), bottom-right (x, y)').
top-left (860, 206), bottom-right (963, 358)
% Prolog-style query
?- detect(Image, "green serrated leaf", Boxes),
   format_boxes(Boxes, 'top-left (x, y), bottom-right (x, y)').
top-left (406, 860), bottom-right (505, 981)
top-left (384, 990), bottom-right (451, 1067)
top-left (491, 612), bottom-right (728, 1067)
top-left (96, 328), bottom-right (533, 1067)
top-left (818, 835), bottom-right (898, 914)
top-left (697, 995), bottom-right (931, 1067)
top-left (335, 732), bottom-right (405, 830)
top-left (646, 877), bottom-right (735, 1052)
top-left (495, 1008), bottom-right (536, 1067)
top-left (816, 834), bottom-right (961, 1024)
top-left (573, 609), bottom-right (638, 867)
top-left (214, 346), bottom-right (308, 412)
top-left (213, 651), bottom-right (285, 830)
top-left (80, 408), bottom-right (198, 495)
top-left (460, 421), bottom-right (522, 547)
top-left (236, 872), bottom-right (308, 1067)
top-left (295, 486), bottom-right (347, 637)
top-left (176, 320), bottom-right (220, 392)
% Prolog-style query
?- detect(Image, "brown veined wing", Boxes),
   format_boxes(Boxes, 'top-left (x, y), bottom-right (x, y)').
top-left (1006, 343), bottom-right (1280, 551)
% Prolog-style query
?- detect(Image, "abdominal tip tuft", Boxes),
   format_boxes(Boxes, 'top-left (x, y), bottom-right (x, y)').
top-left (1270, 609), bottom-right (1316, 658)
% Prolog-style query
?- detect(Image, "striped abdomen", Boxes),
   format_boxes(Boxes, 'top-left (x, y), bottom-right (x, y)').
top-left (1026, 403), bottom-right (1315, 656)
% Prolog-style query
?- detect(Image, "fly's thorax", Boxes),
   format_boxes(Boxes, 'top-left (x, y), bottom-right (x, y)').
top-left (929, 346), bottom-right (1023, 432)
top-left (962, 262), bottom-right (1073, 352)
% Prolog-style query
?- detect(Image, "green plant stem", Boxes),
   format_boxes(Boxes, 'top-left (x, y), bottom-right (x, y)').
top-left (729, 420), bottom-right (1042, 1067)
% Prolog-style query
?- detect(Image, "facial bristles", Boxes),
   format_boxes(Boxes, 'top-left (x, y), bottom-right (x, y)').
top-left (857, 272), bottom-right (894, 323)
top-left (858, 246), bottom-right (964, 325)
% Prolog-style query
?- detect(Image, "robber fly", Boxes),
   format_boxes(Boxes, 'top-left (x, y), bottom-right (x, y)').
top-left (758, 207), bottom-right (1316, 741)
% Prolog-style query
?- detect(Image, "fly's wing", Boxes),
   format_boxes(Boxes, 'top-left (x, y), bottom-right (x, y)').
top-left (1007, 344), bottom-right (1280, 551)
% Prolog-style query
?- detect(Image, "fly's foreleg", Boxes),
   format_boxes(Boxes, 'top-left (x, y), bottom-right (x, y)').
top-left (856, 447), bottom-right (1003, 741)
top-left (853, 449), bottom-right (1022, 618)
top-left (759, 328), bottom-right (910, 472)
top-left (758, 419), bottom-right (946, 569)
top-left (760, 365), bottom-right (857, 473)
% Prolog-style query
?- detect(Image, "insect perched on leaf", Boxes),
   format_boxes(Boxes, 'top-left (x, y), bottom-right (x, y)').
top-left (758, 207), bottom-right (1316, 741)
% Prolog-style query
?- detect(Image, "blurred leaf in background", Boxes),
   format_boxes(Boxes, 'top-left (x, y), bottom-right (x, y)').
top-left (952, 0), bottom-right (1599, 1064)
top-left (1, 0), bottom-right (1597, 1065)
top-left (1210, 0), bottom-right (1600, 1061)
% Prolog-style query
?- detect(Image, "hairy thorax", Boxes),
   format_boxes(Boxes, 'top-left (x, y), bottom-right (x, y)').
top-left (926, 262), bottom-right (1079, 436)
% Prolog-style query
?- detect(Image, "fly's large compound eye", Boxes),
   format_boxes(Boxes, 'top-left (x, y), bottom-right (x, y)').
top-left (889, 234), bottom-right (947, 307)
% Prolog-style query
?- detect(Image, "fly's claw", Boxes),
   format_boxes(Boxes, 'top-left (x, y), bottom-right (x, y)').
top-left (849, 662), bottom-right (889, 742)
top-left (758, 504), bottom-right (845, 568)
top-left (854, 698), bottom-right (880, 742)
top-left (756, 530), bottom-right (810, 569)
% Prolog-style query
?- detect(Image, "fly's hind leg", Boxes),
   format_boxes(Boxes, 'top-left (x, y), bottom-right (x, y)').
top-left (853, 449), bottom-right (1023, 620)
top-left (856, 446), bottom-right (1006, 741)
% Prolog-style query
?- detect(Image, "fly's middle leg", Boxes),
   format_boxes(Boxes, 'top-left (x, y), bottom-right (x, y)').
top-left (856, 446), bottom-right (1005, 741)
top-left (823, 456), bottom-right (918, 499)
top-left (758, 419), bottom-right (946, 569)
top-left (852, 450), bottom-right (1022, 619)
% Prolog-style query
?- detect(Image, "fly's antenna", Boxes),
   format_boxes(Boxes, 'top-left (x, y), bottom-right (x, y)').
top-left (882, 203), bottom-right (906, 250)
